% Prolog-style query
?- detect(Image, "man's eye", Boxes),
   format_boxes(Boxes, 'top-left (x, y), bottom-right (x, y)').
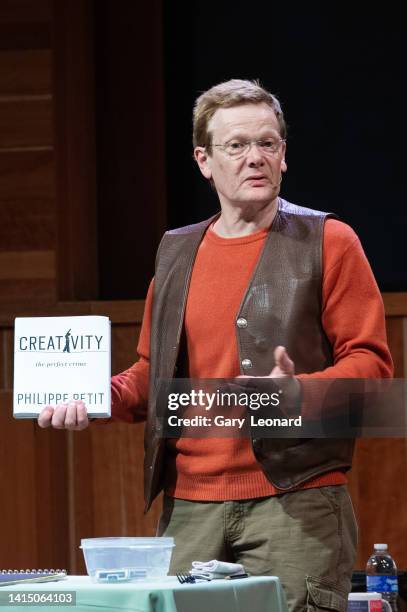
top-left (228, 141), bottom-right (245, 150)
top-left (259, 140), bottom-right (276, 149)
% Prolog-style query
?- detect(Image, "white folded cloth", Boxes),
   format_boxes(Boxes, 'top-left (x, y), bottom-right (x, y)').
top-left (190, 560), bottom-right (245, 580)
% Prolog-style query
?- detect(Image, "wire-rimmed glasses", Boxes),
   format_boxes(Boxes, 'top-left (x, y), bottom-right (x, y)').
top-left (212, 138), bottom-right (285, 159)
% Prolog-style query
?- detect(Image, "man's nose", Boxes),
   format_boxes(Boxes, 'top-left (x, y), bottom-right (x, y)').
top-left (245, 142), bottom-right (264, 165)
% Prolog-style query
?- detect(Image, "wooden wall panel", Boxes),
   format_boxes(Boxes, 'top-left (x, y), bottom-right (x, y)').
top-left (0, 200), bottom-right (55, 251)
top-left (0, 0), bottom-right (52, 23)
top-left (34, 426), bottom-right (70, 569)
top-left (67, 429), bottom-right (95, 573)
top-left (0, 0), bottom-right (56, 305)
top-left (348, 316), bottom-right (407, 569)
top-left (0, 50), bottom-right (51, 94)
top-left (0, 250), bottom-right (55, 279)
top-left (0, 97), bottom-right (52, 150)
top-left (53, 0), bottom-right (98, 301)
top-left (0, 327), bottom-right (13, 389)
top-left (349, 439), bottom-right (407, 570)
top-left (0, 0), bottom-right (52, 51)
top-left (386, 317), bottom-right (405, 377)
top-left (111, 324), bottom-right (141, 375)
top-left (0, 151), bottom-right (55, 253)
top-left (0, 393), bottom-right (38, 567)
top-left (0, 391), bottom-right (71, 569)
top-left (383, 293), bottom-right (407, 317)
top-left (0, 23), bottom-right (51, 51)
top-left (0, 279), bottom-right (56, 303)
top-left (0, 150), bottom-right (54, 199)
top-left (0, 251), bottom-right (56, 302)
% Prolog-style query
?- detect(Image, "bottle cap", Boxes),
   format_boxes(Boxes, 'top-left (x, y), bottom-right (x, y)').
top-left (374, 543), bottom-right (388, 550)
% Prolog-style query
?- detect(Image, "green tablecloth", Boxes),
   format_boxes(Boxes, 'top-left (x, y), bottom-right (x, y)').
top-left (0, 575), bottom-right (288, 612)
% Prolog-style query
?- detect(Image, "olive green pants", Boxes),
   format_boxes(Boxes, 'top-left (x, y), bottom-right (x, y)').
top-left (157, 486), bottom-right (357, 612)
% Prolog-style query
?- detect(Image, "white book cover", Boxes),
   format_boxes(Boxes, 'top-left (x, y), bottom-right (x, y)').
top-left (13, 315), bottom-right (111, 418)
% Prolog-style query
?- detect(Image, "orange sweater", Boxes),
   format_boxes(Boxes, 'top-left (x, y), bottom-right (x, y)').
top-left (111, 219), bottom-right (393, 500)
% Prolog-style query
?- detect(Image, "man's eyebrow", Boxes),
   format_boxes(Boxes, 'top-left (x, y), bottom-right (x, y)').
top-left (224, 132), bottom-right (281, 142)
top-left (223, 126), bottom-right (281, 139)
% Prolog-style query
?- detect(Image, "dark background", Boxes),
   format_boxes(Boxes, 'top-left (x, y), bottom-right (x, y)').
top-left (94, 2), bottom-right (406, 298)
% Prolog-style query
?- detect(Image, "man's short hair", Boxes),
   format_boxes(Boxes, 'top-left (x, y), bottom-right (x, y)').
top-left (192, 79), bottom-right (287, 152)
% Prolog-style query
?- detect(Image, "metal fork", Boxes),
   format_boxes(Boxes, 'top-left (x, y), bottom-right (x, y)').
top-left (176, 573), bottom-right (196, 584)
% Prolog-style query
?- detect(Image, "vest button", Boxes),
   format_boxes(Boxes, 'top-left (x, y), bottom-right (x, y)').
top-left (241, 358), bottom-right (252, 369)
top-left (236, 317), bottom-right (248, 329)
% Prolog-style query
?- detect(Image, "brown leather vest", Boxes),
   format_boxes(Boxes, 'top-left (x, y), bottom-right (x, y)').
top-left (143, 198), bottom-right (354, 511)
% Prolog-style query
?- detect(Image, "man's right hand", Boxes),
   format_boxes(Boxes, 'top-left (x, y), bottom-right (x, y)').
top-left (37, 400), bottom-right (89, 431)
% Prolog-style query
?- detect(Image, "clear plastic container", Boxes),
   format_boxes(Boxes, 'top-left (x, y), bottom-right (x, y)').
top-left (80, 537), bottom-right (175, 582)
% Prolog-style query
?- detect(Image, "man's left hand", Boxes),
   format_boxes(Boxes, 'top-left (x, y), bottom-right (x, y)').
top-left (239, 345), bottom-right (300, 415)
top-left (268, 345), bottom-right (295, 378)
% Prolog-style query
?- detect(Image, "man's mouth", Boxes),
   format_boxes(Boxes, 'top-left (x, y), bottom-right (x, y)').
top-left (245, 175), bottom-right (267, 184)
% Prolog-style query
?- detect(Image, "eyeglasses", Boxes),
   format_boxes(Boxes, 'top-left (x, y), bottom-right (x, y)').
top-left (212, 138), bottom-right (285, 159)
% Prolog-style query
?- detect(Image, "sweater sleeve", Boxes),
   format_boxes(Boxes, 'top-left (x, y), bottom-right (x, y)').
top-left (110, 279), bottom-right (153, 423)
top-left (298, 219), bottom-right (393, 380)
top-left (296, 219), bottom-right (393, 419)
top-left (299, 219), bottom-right (393, 379)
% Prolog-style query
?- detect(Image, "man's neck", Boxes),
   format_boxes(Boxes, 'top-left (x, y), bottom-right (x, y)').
top-left (212, 198), bottom-right (279, 238)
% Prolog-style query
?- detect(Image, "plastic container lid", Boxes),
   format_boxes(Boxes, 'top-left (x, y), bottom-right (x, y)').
top-left (349, 593), bottom-right (382, 600)
top-left (374, 543), bottom-right (388, 550)
top-left (80, 537), bottom-right (175, 549)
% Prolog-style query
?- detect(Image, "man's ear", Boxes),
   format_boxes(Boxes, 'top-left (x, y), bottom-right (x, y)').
top-left (194, 147), bottom-right (212, 180)
top-left (280, 140), bottom-right (287, 173)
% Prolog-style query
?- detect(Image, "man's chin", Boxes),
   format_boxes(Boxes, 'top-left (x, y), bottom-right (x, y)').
top-left (242, 186), bottom-right (279, 204)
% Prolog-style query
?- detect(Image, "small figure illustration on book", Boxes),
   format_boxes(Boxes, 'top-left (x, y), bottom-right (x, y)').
top-left (63, 329), bottom-right (71, 353)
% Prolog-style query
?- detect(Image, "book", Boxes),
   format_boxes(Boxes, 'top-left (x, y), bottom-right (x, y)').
top-left (13, 316), bottom-right (111, 418)
top-left (0, 570), bottom-right (67, 587)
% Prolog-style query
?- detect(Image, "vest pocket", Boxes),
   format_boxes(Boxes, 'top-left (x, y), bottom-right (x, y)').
top-left (306, 575), bottom-right (347, 611)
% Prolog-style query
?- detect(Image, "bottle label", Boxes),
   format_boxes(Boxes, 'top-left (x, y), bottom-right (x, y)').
top-left (366, 575), bottom-right (398, 593)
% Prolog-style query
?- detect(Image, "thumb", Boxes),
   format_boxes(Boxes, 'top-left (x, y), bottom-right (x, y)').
top-left (273, 345), bottom-right (295, 375)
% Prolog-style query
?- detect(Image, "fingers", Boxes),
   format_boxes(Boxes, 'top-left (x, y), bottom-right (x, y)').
top-left (37, 405), bottom-right (55, 428)
top-left (273, 345), bottom-right (295, 375)
top-left (62, 401), bottom-right (80, 429)
top-left (239, 346), bottom-right (295, 379)
top-left (75, 402), bottom-right (89, 430)
top-left (38, 401), bottom-right (89, 431)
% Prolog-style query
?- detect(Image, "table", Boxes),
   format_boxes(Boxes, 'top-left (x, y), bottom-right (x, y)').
top-left (0, 575), bottom-right (288, 612)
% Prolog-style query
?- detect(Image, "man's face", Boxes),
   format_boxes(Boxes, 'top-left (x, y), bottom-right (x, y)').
top-left (194, 102), bottom-right (287, 210)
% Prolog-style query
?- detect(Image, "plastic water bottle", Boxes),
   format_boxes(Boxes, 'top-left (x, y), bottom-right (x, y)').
top-left (366, 543), bottom-right (398, 611)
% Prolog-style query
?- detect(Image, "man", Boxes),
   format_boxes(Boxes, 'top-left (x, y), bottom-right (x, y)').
top-left (39, 79), bottom-right (393, 611)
